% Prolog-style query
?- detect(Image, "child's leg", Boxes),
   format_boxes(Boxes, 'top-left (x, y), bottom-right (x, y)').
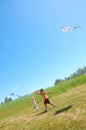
top-left (46, 99), bottom-right (56, 108)
top-left (50, 102), bottom-right (56, 107)
top-left (44, 103), bottom-right (48, 111)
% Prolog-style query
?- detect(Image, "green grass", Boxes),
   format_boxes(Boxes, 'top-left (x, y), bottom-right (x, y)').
top-left (0, 74), bottom-right (86, 130)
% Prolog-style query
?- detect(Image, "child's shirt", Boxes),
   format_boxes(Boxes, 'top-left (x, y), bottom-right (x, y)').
top-left (40, 92), bottom-right (48, 99)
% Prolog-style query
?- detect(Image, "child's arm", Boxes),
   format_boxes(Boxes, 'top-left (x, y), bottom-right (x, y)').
top-left (45, 92), bottom-right (54, 94)
top-left (34, 91), bottom-right (40, 95)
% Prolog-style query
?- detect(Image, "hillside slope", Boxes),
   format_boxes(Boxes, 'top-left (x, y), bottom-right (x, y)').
top-left (0, 74), bottom-right (86, 130)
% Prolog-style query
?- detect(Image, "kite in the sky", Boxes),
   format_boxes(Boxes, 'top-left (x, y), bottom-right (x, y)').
top-left (10, 93), bottom-right (21, 97)
top-left (61, 26), bottom-right (81, 32)
top-left (9, 86), bottom-right (21, 98)
top-left (10, 93), bottom-right (15, 96)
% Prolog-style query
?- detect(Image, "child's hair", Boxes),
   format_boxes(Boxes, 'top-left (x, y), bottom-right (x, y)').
top-left (40, 89), bottom-right (44, 92)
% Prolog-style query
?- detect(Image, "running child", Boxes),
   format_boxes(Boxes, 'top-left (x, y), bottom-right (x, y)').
top-left (35, 89), bottom-right (56, 111)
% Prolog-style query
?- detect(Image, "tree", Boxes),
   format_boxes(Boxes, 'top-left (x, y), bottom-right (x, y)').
top-left (4, 97), bottom-right (12, 104)
top-left (54, 66), bottom-right (86, 85)
top-left (54, 79), bottom-right (63, 85)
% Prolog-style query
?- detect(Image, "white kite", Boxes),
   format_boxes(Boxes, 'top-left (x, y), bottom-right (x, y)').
top-left (31, 97), bottom-right (39, 110)
top-left (61, 26), bottom-right (81, 32)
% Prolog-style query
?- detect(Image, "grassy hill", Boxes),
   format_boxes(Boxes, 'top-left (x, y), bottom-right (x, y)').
top-left (0, 74), bottom-right (86, 130)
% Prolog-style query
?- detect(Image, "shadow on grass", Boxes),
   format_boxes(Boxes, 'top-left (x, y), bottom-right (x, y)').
top-left (54, 105), bottom-right (73, 116)
top-left (36, 110), bottom-right (48, 116)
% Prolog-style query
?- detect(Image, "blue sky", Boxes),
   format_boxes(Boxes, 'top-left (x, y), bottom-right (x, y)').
top-left (0, 0), bottom-right (86, 102)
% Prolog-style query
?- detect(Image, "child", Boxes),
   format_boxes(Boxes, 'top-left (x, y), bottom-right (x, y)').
top-left (35, 89), bottom-right (56, 111)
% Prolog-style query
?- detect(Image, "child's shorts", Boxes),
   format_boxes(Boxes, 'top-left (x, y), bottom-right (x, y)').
top-left (44, 98), bottom-right (50, 104)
